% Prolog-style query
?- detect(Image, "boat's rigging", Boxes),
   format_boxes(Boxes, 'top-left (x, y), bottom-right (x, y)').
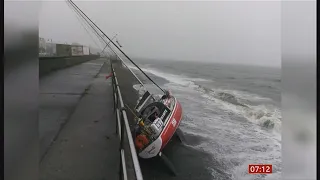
top-left (116, 39), bottom-right (123, 48)
top-left (66, 0), bottom-right (116, 58)
top-left (66, 0), bottom-right (103, 52)
top-left (106, 44), bottom-right (146, 86)
top-left (67, 0), bottom-right (166, 94)
top-left (66, 0), bottom-right (114, 59)
top-left (125, 104), bottom-right (140, 120)
top-left (66, 0), bottom-right (144, 87)
top-left (66, 0), bottom-right (144, 89)
top-left (100, 34), bottom-right (117, 55)
top-left (66, 0), bottom-right (115, 57)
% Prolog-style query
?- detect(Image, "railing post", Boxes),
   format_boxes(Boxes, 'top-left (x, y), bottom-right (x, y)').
top-left (115, 87), bottom-right (119, 113)
top-left (114, 86), bottom-right (117, 113)
top-left (115, 105), bottom-right (118, 136)
top-left (113, 78), bottom-right (118, 113)
top-left (113, 85), bottom-right (116, 111)
top-left (119, 112), bottom-right (125, 180)
top-left (110, 64), bottom-right (116, 113)
top-left (120, 111), bottom-right (125, 150)
top-left (119, 151), bottom-right (123, 180)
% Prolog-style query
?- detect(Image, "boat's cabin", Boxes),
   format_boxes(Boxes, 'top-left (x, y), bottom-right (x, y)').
top-left (135, 91), bottom-right (173, 124)
top-left (140, 102), bottom-right (171, 124)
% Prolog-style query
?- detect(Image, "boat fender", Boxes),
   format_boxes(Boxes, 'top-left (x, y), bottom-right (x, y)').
top-left (135, 134), bottom-right (149, 150)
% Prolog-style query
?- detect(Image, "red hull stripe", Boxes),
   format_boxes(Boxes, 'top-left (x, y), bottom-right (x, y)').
top-left (160, 98), bottom-right (183, 150)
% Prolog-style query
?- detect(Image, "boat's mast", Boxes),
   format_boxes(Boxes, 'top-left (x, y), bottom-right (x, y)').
top-left (68, 0), bottom-right (166, 94)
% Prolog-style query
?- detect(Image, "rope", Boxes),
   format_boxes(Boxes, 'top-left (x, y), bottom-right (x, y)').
top-left (65, 1), bottom-right (103, 51)
top-left (125, 104), bottom-right (139, 120)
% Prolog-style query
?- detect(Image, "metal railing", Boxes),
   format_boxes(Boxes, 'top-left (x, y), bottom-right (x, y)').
top-left (106, 43), bottom-right (144, 87)
top-left (110, 61), bottom-right (144, 180)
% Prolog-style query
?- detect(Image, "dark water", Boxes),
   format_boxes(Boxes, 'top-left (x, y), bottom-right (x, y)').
top-left (127, 59), bottom-right (281, 180)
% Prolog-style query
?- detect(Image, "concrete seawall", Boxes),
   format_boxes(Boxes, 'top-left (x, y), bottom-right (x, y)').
top-left (39, 55), bottom-right (100, 77)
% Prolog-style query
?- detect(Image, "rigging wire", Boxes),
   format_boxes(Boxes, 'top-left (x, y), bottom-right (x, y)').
top-left (67, 0), bottom-right (117, 59)
top-left (66, 0), bottom-right (114, 58)
top-left (67, 0), bottom-right (144, 87)
top-left (67, 1), bottom-right (125, 63)
top-left (65, 0), bottom-right (103, 52)
top-left (67, 0), bottom-right (114, 59)
top-left (68, 0), bottom-right (165, 94)
top-left (70, 2), bottom-right (116, 59)
top-left (100, 34), bottom-right (118, 55)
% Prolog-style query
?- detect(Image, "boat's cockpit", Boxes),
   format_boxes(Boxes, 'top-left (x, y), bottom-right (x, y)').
top-left (140, 101), bottom-right (171, 124)
top-left (135, 91), bottom-right (174, 126)
top-left (141, 105), bottom-right (160, 124)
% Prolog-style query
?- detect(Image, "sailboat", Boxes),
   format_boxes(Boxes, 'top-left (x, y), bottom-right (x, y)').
top-left (133, 89), bottom-right (183, 159)
top-left (66, 0), bottom-right (184, 175)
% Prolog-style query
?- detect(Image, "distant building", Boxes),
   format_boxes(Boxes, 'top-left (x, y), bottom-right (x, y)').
top-left (45, 43), bottom-right (57, 56)
top-left (71, 45), bottom-right (83, 56)
top-left (83, 46), bottom-right (90, 55)
top-left (39, 37), bottom-right (46, 53)
top-left (39, 38), bottom-right (94, 57)
top-left (56, 44), bottom-right (72, 56)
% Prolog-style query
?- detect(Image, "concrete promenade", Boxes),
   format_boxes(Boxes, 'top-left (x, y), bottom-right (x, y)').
top-left (39, 58), bottom-right (119, 180)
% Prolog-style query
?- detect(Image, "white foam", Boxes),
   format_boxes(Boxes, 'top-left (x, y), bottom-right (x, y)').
top-left (201, 91), bottom-right (282, 135)
top-left (131, 64), bottom-right (282, 134)
top-left (216, 88), bottom-right (273, 102)
top-left (127, 64), bottom-right (210, 87)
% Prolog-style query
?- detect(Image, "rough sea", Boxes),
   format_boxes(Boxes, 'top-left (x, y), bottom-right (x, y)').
top-left (127, 59), bottom-right (281, 180)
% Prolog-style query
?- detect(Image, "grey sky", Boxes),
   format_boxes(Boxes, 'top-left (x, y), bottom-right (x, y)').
top-left (39, 1), bottom-right (280, 67)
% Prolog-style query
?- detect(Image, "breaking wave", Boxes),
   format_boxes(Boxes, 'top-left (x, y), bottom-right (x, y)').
top-left (127, 64), bottom-right (210, 86)
top-left (128, 64), bottom-right (281, 133)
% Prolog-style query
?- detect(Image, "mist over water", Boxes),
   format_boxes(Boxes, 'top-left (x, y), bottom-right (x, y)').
top-left (129, 59), bottom-right (281, 180)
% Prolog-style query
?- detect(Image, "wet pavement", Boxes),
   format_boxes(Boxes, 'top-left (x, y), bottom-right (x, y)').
top-left (39, 59), bottom-right (105, 159)
top-left (39, 59), bottom-right (120, 180)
